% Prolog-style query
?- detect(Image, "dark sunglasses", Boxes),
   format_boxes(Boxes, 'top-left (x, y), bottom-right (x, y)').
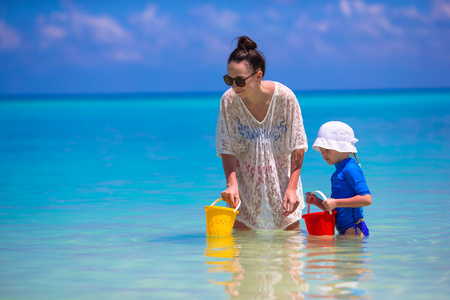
top-left (223, 71), bottom-right (258, 87)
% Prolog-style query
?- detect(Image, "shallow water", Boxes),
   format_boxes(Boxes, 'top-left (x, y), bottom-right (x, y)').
top-left (0, 90), bottom-right (449, 299)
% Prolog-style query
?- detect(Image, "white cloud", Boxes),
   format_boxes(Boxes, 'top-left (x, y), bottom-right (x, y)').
top-left (313, 21), bottom-right (329, 33)
top-left (107, 49), bottom-right (142, 62)
top-left (266, 8), bottom-right (283, 22)
top-left (71, 12), bottom-right (132, 43)
top-left (432, 0), bottom-right (450, 20)
top-left (288, 0), bottom-right (426, 61)
top-left (129, 4), bottom-right (175, 50)
top-left (288, 13), bottom-right (335, 55)
top-left (35, 7), bottom-right (140, 63)
top-left (338, 0), bottom-right (403, 37)
top-left (36, 14), bottom-right (67, 49)
top-left (358, 16), bottom-right (403, 37)
top-left (353, 0), bottom-right (384, 15)
top-left (189, 4), bottom-right (240, 32)
top-left (355, 39), bottom-right (418, 58)
top-left (185, 28), bottom-right (230, 62)
top-left (311, 36), bottom-right (336, 54)
top-left (182, 5), bottom-right (243, 63)
top-left (38, 9), bottom-right (133, 45)
top-left (293, 13), bottom-right (330, 33)
top-left (23, 1), bottom-right (447, 69)
top-left (397, 6), bottom-right (429, 23)
top-left (40, 24), bottom-right (67, 40)
top-left (0, 20), bottom-right (21, 50)
top-left (287, 33), bottom-right (303, 49)
top-left (340, 0), bottom-right (352, 17)
top-left (131, 4), bottom-right (170, 28)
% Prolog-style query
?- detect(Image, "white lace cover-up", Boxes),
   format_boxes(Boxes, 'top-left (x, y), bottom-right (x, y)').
top-left (216, 82), bottom-right (308, 229)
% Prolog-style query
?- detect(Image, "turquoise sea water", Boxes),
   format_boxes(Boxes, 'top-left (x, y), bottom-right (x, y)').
top-left (0, 90), bottom-right (449, 299)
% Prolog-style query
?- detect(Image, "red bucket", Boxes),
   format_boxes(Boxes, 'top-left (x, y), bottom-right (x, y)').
top-left (303, 191), bottom-right (336, 236)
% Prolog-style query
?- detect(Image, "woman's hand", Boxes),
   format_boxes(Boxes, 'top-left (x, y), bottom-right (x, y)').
top-left (284, 149), bottom-right (304, 217)
top-left (283, 188), bottom-right (300, 216)
top-left (221, 185), bottom-right (240, 208)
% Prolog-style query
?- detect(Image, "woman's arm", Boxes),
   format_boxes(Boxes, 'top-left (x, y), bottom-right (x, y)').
top-left (283, 148), bottom-right (305, 216)
top-left (221, 154), bottom-right (239, 208)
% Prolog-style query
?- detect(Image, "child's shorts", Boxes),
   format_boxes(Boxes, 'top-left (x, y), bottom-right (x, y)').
top-left (339, 220), bottom-right (369, 236)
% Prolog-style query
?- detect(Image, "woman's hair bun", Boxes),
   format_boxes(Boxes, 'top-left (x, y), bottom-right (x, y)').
top-left (237, 36), bottom-right (257, 51)
top-left (228, 35), bottom-right (266, 76)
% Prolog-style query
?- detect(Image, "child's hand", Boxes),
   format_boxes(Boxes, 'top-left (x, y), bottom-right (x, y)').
top-left (323, 198), bottom-right (337, 211)
top-left (305, 192), bottom-right (320, 205)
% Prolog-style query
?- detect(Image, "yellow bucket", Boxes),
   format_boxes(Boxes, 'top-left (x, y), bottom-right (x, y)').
top-left (204, 198), bottom-right (240, 237)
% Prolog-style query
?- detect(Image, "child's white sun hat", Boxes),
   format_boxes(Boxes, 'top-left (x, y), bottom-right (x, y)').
top-left (312, 121), bottom-right (358, 153)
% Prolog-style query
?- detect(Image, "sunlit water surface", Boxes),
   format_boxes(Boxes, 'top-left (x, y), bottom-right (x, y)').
top-left (1, 90), bottom-right (449, 299)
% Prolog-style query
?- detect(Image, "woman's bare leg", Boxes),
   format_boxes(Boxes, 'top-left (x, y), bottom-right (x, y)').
top-left (233, 220), bottom-right (300, 231)
top-left (233, 220), bottom-right (251, 230)
top-left (284, 220), bottom-right (300, 231)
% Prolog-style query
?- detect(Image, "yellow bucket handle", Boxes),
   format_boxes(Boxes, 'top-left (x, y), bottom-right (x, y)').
top-left (210, 197), bottom-right (241, 213)
top-left (309, 190), bottom-right (333, 215)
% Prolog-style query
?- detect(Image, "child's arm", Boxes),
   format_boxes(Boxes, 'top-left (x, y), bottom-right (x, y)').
top-left (322, 194), bottom-right (372, 211)
top-left (305, 192), bottom-right (328, 211)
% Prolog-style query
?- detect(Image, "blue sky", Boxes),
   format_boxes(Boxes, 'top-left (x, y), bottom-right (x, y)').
top-left (1, 0), bottom-right (449, 94)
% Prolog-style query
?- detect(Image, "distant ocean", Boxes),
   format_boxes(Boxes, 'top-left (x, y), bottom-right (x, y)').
top-left (1, 89), bottom-right (449, 299)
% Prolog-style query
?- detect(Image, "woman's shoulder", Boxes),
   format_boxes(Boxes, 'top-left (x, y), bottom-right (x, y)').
top-left (272, 81), bottom-right (293, 91)
top-left (221, 88), bottom-right (238, 103)
top-left (272, 82), bottom-right (298, 105)
top-left (271, 81), bottom-right (294, 95)
top-left (273, 81), bottom-right (287, 89)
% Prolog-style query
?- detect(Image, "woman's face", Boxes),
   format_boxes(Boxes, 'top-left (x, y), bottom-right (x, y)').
top-left (226, 61), bottom-right (260, 98)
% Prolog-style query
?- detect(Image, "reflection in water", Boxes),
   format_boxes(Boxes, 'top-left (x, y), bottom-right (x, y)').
top-left (205, 231), bottom-right (308, 298)
top-left (205, 231), bottom-right (372, 299)
top-left (205, 236), bottom-right (242, 274)
top-left (302, 235), bottom-right (372, 298)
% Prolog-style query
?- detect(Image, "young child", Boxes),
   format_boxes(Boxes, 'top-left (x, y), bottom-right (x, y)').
top-left (305, 121), bottom-right (372, 236)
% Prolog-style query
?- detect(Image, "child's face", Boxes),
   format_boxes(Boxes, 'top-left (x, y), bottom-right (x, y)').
top-left (320, 148), bottom-right (349, 165)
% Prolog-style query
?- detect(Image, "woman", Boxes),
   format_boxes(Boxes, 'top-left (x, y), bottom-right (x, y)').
top-left (216, 36), bottom-right (308, 230)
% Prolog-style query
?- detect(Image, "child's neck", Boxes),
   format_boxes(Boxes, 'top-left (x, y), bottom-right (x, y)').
top-left (335, 153), bottom-right (351, 165)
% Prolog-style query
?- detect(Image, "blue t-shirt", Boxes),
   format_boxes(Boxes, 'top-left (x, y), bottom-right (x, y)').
top-left (331, 158), bottom-right (370, 233)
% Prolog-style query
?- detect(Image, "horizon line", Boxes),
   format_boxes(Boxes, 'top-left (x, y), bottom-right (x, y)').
top-left (1, 86), bottom-right (449, 99)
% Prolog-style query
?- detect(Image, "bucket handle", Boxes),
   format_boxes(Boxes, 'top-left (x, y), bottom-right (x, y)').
top-left (210, 197), bottom-right (241, 213)
top-left (309, 190), bottom-right (333, 215)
